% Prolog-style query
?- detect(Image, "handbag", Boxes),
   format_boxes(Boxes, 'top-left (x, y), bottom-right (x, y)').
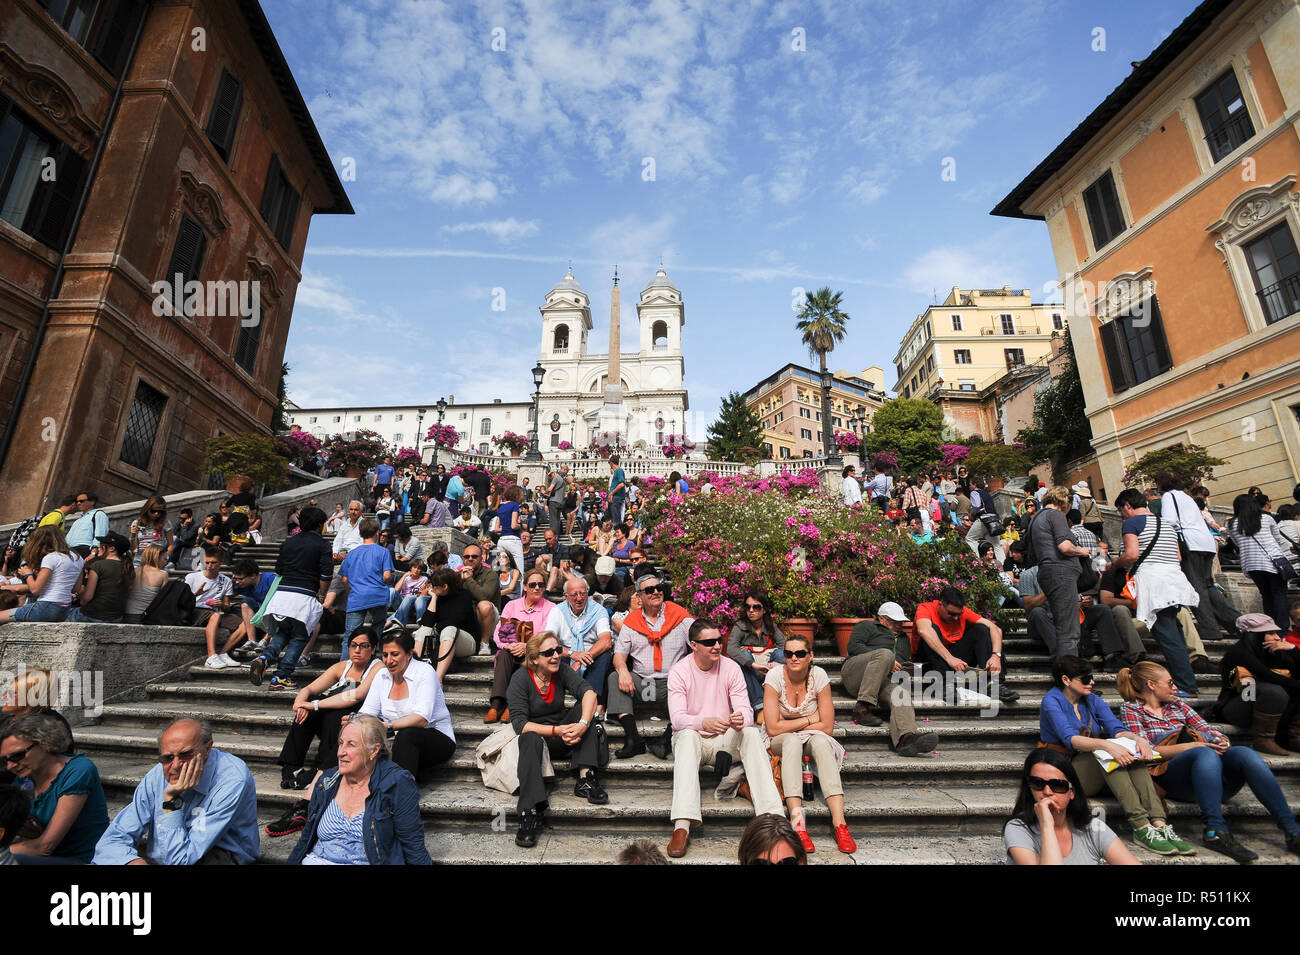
top-left (1272, 556), bottom-right (1298, 582)
top-left (978, 512), bottom-right (1004, 536)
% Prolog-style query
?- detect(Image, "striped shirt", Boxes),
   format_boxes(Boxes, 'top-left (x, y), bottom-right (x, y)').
top-left (1121, 514), bottom-right (1180, 566)
top-left (1119, 698), bottom-right (1219, 744)
top-left (1227, 516), bottom-right (1285, 574)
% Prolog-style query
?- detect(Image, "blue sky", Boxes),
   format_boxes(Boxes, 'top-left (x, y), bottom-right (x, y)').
top-left (266, 0), bottom-right (1199, 432)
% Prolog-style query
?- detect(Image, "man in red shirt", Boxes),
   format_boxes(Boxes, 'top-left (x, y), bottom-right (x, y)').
top-left (913, 586), bottom-right (1018, 703)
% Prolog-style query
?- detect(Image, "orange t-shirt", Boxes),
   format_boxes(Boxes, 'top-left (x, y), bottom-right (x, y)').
top-left (914, 600), bottom-right (982, 645)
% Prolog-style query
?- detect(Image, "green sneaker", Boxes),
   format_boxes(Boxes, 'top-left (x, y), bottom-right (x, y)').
top-left (1159, 825), bottom-right (1196, 856)
top-left (1133, 824), bottom-right (1177, 855)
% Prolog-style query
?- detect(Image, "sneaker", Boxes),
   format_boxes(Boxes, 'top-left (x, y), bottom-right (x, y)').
top-left (1202, 828), bottom-right (1257, 864)
top-left (1132, 824), bottom-right (1177, 855)
top-left (833, 823), bottom-right (857, 854)
top-left (204, 654), bottom-right (229, 670)
top-left (573, 773), bottom-right (609, 805)
top-left (297, 655), bottom-right (312, 668)
top-left (280, 767), bottom-right (314, 791)
top-left (265, 802), bottom-right (308, 837)
top-left (219, 653), bottom-right (244, 668)
top-left (794, 823), bottom-right (816, 854)
top-left (1159, 825), bottom-right (1196, 856)
top-left (164, 561), bottom-right (175, 571)
top-left (249, 656), bottom-right (267, 686)
top-left (515, 809), bottom-right (542, 848)
top-left (234, 639), bottom-right (259, 655)
top-left (269, 676), bottom-right (297, 691)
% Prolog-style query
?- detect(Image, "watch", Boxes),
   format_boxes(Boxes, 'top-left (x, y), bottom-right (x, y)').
top-left (162, 796), bottom-right (183, 811)
top-left (578, 719), bottom-right (589, 727)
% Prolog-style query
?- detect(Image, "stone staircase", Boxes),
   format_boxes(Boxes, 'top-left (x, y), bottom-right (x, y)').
top-left (81, 520), bottom-right (1300, 865)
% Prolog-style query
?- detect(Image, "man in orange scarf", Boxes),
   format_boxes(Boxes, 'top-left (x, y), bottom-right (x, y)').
top-left (608, 575), bottom-right (694, 759)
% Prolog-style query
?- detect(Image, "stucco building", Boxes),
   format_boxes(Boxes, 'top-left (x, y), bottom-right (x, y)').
top-left (743, 364), bottom-right (886, 459)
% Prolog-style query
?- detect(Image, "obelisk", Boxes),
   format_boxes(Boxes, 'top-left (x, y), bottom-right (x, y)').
top-left (600, 266), bottom-right (623, 440)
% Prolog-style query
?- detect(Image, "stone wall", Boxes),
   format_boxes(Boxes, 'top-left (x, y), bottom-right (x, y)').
top-left (410, 525), bottom-right (480, 557)
top-left (0, 624), bottom-right (208, 726)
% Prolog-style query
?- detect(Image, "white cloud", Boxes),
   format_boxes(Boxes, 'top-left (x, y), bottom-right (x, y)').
top-left (441, 217), bottom-right (540, 241)
top-left (429, 174), bottom-right (501, 205)
top-left (899, 240), bottom-right (1034, 297)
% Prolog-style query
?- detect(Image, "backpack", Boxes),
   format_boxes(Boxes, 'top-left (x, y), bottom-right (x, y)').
top-left (141, 580), bottom-right (196, 627)
top-left (7, 515), bottom-right (40, 552)
top-left (1022, 513), bottom-right (1039, 567)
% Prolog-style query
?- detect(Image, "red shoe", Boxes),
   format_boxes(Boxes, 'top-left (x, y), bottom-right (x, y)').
top-left (795, 824), bottom-right (816, 854)
top-left (834, 824), bottom-right (857, 854)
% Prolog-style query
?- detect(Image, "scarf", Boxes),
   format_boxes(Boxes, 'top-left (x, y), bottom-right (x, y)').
top-left (623, 601), bottom-right (691, 671)
top-left (560, 600), bottom-right (605, 651)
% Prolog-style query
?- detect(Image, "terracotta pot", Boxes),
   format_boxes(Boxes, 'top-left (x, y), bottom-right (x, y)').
top-left (345, 467), bottom-right (364, 479)
top-left (780, 618), bottom-right (818, 642)
top-left (829, 617), bottom-right (866, 656)
top-left (987, 477), bottom-right (1005, 491)
top-left (225, 474), bottom-right (251, 494)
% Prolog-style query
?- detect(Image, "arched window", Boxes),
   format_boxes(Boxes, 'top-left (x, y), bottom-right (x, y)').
top-left (553, 324), bottom-right (569, 351)
top-left (652, 320), bottom-right (668, 350)
top-left (478, 442), bottom-right (489, 454)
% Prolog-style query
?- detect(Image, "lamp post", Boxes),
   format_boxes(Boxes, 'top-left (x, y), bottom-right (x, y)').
top-left (525, 362), bottom-right (545, 461)
top-left (820, 369), bottom-right (841, 465)
top-left (415, 407), bottom-right (427, 458)
top-left (432, 397), bottom-right (447, 471)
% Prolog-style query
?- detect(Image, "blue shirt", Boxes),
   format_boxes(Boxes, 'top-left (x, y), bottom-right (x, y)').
top-left (32, 753), bottom-right (109, 862)
top-left (497, 501), bottom-right (521, 538)
top-left (374, 464), bottom-right (395, 486)
top-left (445, 476), bottom-right (465, 503)
top-left (235, 571), bottom-right (278, 611)
top-left (65, 509), bottom-right (110, 548)
top-left (339, 543), bottom-right (395, 611)
top-left (609, 467), bottom-right (627, 502)
top-left (94, 747), bottom-right (260, 865)
top-left (1039, 687), bottom-right (1125, 751)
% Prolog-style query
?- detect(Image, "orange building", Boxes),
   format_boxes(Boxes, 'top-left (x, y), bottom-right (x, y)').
top-left (995, 0), bottom-right (1300, 503)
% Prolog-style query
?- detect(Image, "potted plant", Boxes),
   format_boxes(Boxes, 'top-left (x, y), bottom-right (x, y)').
top-left (964, 443), bottom-right (1031, 489)
top-left (395, 446), bottom-right (422, 469)
top-left (494, 431), bottom-right (531, 456)
top-left (321, 429), bottom-right (389, 478)
top-left (425, 423), bottom-right (460, 449)
top-left (833, 430), bottom-right (860, 453)
top-left (203, 433), bottom-right (290, 492)
top-left (274, 428), bottom-right (322, 470)
top-left (558, 440), bottom-right (572, 451)
top-left (1122, 442), bottom-right (1225, 489)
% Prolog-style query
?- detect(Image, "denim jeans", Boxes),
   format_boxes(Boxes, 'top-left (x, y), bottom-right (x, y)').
top-left (65, 607), bottom-right (121, 623)
top-left (343, 606), bottom-right (387, 660)
top-left (1160, 744), bottom-right (1300, 836)
top-left (740, 648), bottom-right (786, 709)
top-left (390, 593), bottom-right (428, 626)
top-left (1150, 607), bottom-right (1198, 695)
top-left (263, 616), bottom-right (310, 681)
top-left (10, 600), bottom-right (69, 623)
top-left (609, 499), bottom-right (626, 527)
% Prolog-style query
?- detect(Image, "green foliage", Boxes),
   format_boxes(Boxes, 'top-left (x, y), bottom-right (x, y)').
top-left (202, 433), bottom-right (290, 489)
top-left (1121, 443), bottom-right (1226, 489)
top-left (271, 362), bottom-right (291, 434)
top-left (706, 392), bottom-right (768, 462)
top-left (964, 443), bottom-right (1031, 479)
top-left (1015, 329), bottom-right (1091, 477)
top-left (795, 288), bottom-right (850, 364)
top-left (862, 399), bottom-right (943, 474)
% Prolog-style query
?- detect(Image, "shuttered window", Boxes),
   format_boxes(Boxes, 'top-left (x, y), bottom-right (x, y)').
top-left (163, 215), bottom-right (207, 310)
top-left (0, 96), bottom-right (87, 250)
top-left (233, 290), bottom-right (263, 374)
top-left (1082, 170), bottom-right (1126, 251)
top-left (205, 70), bottom-right (243, 162)
top-left (1098, 295), bottom-right (1173, 394)
top-left (42, 0), bottom-right (144, 77)
top-left (259, 154), bottom-right (300, 250)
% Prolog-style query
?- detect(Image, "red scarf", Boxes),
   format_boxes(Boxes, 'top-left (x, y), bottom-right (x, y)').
top-left (530, 671), bottom-right (556, 704)
top-left (623, 601), bottom-right (691, 671)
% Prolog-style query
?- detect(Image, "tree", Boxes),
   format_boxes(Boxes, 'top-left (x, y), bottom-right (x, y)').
top-left (795, 287), bottom-right (850, 458)
top-left (964, 443), bottom-right (1031, 480)
top-left (1122, 443), bottom-right (1226, 489)
top-left (706, 392), bottom-right (768, 462)
top-left (1015, 329), bottom-right (1091, 479)
top-left (271, 361), bottom-right (291, 433)
top-left (862, 398), bottom-right (943, 474)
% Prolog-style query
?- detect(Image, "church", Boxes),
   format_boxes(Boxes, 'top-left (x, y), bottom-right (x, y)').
top-left (536, 266), bottom-right (689, 453)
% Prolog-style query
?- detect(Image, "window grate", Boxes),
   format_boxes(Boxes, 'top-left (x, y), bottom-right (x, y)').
top-left (120, 380), bottom-right (166, 470)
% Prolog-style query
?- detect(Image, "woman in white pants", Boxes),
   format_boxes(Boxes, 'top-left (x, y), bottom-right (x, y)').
top-left (495, 485), bottom-right (527, 574)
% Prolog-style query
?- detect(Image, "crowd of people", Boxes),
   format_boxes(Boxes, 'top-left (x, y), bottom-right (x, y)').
top-left (2, 460), bottom-right (1299, 866)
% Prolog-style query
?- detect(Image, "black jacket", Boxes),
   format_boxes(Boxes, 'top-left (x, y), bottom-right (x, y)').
top-left (141, 580), bottom-right (196, 626)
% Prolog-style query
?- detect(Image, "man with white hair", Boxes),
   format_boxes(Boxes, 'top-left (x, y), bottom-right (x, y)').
top-left (322, 500), bottom-right (363, 613)
top-left (547, 576), bottom-right (614, 714)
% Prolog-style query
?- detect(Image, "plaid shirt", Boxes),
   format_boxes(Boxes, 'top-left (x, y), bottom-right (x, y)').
top-left (1070, 525), bottom-right (1098, 552)
top-left (1119, 698), bottom-right (1218, 744)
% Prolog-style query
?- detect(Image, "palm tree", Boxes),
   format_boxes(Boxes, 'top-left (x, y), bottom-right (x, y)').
top-left (795, 287), bottom-right (850, 459)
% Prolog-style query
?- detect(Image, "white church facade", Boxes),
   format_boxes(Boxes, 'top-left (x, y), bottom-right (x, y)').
top-left (536, 266), bottom-right (689, 452)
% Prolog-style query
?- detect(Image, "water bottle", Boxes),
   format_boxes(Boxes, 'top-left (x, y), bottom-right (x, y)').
top-left (802, 755), bottom-right (814, 801)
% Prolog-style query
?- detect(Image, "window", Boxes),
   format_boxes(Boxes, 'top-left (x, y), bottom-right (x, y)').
top-left (258, 155), bottom-right (300, 250)
top-left (954, 349), bottom-right (972, 364)
top-left (1052, 312), bottom-right (1064, 330)
top-left (800, 408), bottom-right (811, 418)
top-left (950, 314), bottom-right (962, 331)
top-left (41, 0), bottom-right (144, 77)
top-left (309, 416), bottom-right (317, 423)
top-left (163, 215), bottom-right (207, 305)
top-left (774, 412), bottom-right (783, 423)
top-left (1098, 295), bottom-right (1174, 393)
top-left (205, 69), bottom-right (243, 162)
top-left (528, 406), bottom-right (535, 422)
top-left (481, 418), bottom-right (491, 435)
top-left (332, 415), bottom-right (341, 423)
top-left (815, 412), bottom-right (821, 422)
top-left (779, 446), bottom-right (791, 459)
top-left (353, 415), bottom-right (360, 422)
top-left (393, 433), bottom-right (403, 443)
top-left (802, 450), bottom-right (813, 459)
top-left (1196, 69), bottom-right (1255, 163)
top-left (902, 385), bottom-right (911, 398)
top-left (478, 443), bottom-right (489, 454)
top-left (232, 296), bottom-right (262, 374)
top-left (925, 356), bottom-right (934, 374)
top-left (0, 97), bottom-right (87, 249)
top-left (394, 414), bottom-right (403, 422)
top-left (553, 324), bottom-right (569, 351)
top-left (1000, 314), bottom-right (1015, 335)
top-left (833, 417), bottom-right (842, 427)
top-left (1004, 348), bottom-right (1025, 368)
top-left (373, 414), bottom-right (382, 422)
top-left (800, 428), bottom-right (813, 440)
top-left (458, 431), bottom-right (467, 443)
top-left (1244, 223), bottom-right (1300, 325)
top-left (959, 380), bottom-right (976, 392)
top-left (119, 379), bottom-right (166, 470)
top-left (1082, 170), bottom-right (1126, 250)
top-left (652, 320), bottom-right (668, 350)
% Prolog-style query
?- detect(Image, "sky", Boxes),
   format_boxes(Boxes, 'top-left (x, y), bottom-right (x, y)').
top-left (265, 0), bottom-right (1201, 434)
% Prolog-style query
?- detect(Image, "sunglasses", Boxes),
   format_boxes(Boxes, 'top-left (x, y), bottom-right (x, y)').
top-left (463, 553), bottom-right (481, 560)
top-left (745, 603), bottom-right (765, 611)
top-left (2, 744), bottom-right (33, 765)
top-left (525, 582), bottom-right (546, 590)
top-left (639, 584), bottom-right (664, 595)
top-left (538, 647), bottom-right (563, 658)
top-left (692, 637), bottom-right (723, 647)
top-left (159, 748), bottom-right (199, 765)
top-left (75, 498), bottom-right (90, 504)
top-left (1072, 674), bottom-right (1095, 685)
top-left (785, 649), bottom-right (810, 659)
top-left (1027, 776), bottom-right (1072, 794)
top-left (751, 857), bottom-right (800, 866)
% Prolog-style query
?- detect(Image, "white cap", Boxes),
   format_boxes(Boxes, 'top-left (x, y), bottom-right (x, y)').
top-left (1071, 482), bottom-right (1092, 496)
top-left (595, 555), bottom-right (616, 576)
top-left (877, 601), bottom-right (910, 623)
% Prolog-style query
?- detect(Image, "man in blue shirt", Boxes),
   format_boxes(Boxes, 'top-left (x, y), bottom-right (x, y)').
top-left (608, 455), bottom-right (628, 526)
top-left (226, 557), bottom-right (279, 661)
top-left (337, 518), bottom-right (393, 661)
top-left (372, 456), bottom-right (395, 498)
top-left (64, 490), bottom-right (110, 555)
top-left (94, 718), bottom-right (259, 865)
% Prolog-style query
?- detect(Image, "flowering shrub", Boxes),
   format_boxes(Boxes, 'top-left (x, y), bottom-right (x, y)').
top-left (660, 434), bottom-right (696, 457)
top-left (871, 451), bottom-right (898, 473)
top-left (494, 431), bottom-right (531, 454)
top-left (321, 429), bottom-right (389, 474)
top-left (833, 429), bottom-right (860, 452)
top-left (425, 423), bottom-right (460, 448)
top-left (641, 471), bottom-right (1007, 630)
top-left (395, 446), bottom-right (422, 468)
top-left (939, 444), bottom-right (970, 468)
top-left (274, 429), bottom-right (321, 469)
top-left (451, 464), bottom-right (517, 494)
top-left (558, 440), bottom-right (572, 450)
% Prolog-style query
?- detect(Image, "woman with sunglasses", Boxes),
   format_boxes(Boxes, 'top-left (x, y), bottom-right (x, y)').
top-left (1040, 656), bottom-right (1192, 856)
top-left (1005, 748), bottom-right (1138, 865)
top-left (610, 584), bottom-right (641, 636)
top-left (1118, 660), bottom-right (1300, 863)
top-left (509, 631), bottom-right (608, 848)
top-left (417, 568), bottom-right (481, 682)
top-left (485, 569), bottom-right (557, 723)
top-left (737, 813), bottom-right (807, 865)
top-left (761, 635), bottom-right (855, 854)
top-left (726, 590), bottom-right (786, 715)
top-left (128, 496), bottom-right (173, 567)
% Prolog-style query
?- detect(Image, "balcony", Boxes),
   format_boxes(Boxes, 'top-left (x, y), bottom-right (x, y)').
top-left (1257, 272), bottom-right (1300, 325)
top-left (1204, 110), bottom-right (1255, 163)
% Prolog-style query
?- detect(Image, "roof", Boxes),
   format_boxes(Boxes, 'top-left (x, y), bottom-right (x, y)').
top-left (546, 267), bottom-right (587, 297)
top-left (642, 267), bottom-right (679, 293)
top-left (991, 0), bottom-right (1237, 220)
top-left (237, 1), bottom-right (353, 215)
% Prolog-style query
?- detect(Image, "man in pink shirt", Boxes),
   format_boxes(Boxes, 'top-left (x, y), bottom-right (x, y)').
top-left (665, 619), bottom-right (783, 858)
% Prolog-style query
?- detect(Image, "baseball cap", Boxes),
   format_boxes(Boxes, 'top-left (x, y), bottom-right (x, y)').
top-left (1236, 612), bottom-right (1281, 633)
top-left (877, 601), bottom-right (910, 623)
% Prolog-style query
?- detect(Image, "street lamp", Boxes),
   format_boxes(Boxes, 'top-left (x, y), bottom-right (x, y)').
top-left (820, 369), bottom-right (841, 465)
top-left (432, 396), bottom-right (447, 471)
top-left (415, 407), bottom-right (427, 457)
top-left (525, 362), bottom-right (545, 461)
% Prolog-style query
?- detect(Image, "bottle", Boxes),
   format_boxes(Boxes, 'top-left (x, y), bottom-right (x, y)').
top-left (802, 755), bottom-right (814, 801)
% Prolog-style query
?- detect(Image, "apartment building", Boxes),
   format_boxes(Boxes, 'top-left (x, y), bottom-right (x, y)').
top-left (743, 363), bottom-right (886, 459)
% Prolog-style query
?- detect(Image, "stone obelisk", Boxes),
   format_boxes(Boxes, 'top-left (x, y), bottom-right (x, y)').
top-left (600, 266), bottom-right (624, 440)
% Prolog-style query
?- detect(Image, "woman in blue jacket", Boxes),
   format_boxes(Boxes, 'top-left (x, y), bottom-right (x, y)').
top-left (287, 715), bottom-right (431, 865)
top-left (1039, 655), bottom-right (1194, 858)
